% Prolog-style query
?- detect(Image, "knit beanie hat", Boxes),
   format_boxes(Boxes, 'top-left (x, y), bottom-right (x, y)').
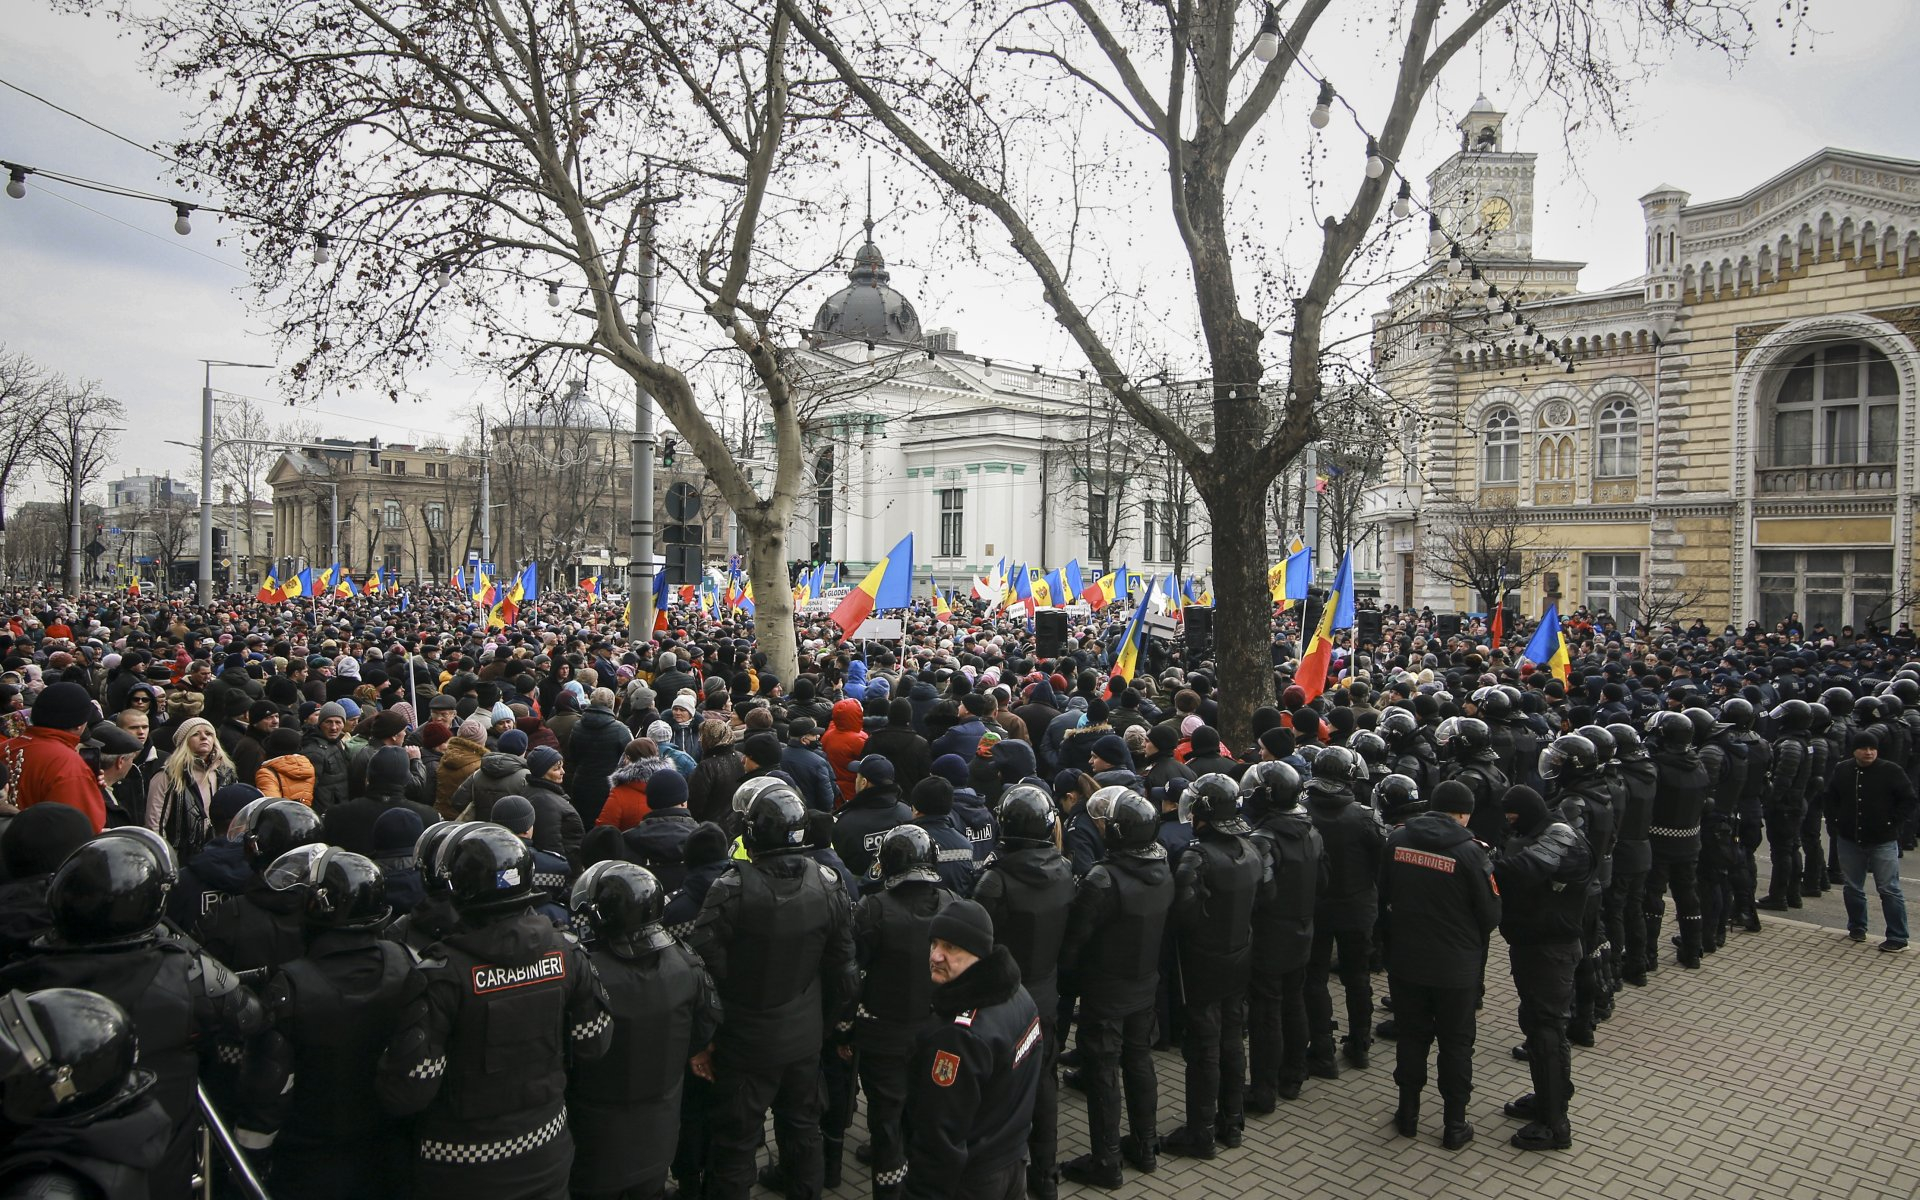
top-left (1429, 780), bottom-right (1476, 815)
top-left (30, 683), bottom-right (95, 730)
top-left (526, 746), bottom-right (563, 778)
top-left (492, 795), bottom-right (537, 835)
top-left (928, 899), bottom-right (995, 959)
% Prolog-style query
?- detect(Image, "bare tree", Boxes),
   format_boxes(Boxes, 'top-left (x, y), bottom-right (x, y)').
top-left (1856, 588), bottom-right (1920, 637)
top-left (1622, 574), bottom-right (1703, 636)
top-left (134, 494), bottom-right (197, 589)
top-left (0, 349), bottom-right (56, 563)
top-left (136, 0), bottom-right (866, 681)
top-left (212, 400), bottom-right (279, 562)
top-left (1063, 385), bottom-right (1149, 574)
top-left (786, 0), bottom-right (1750, 743)
top-left (6, 502), bottom-right (70, 583)
top-left (38, 379), bottom-right (124, 595)
top-left (1421, 491), bottom-right (1566, 615)
top-left (491, 383), bottom-right (624, 575)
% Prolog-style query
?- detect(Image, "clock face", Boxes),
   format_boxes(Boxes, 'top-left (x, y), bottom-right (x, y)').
top-left (1480, 196), bottom-right (1514, 233)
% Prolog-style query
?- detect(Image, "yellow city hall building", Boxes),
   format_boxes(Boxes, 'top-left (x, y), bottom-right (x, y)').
top-left (1367, 98), bottom-right (1920, 635)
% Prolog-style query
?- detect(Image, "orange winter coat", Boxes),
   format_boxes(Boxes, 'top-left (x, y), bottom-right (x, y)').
top-left (255, 753), bottom-right (317, 804)
top-left (821, 698), bottom-right (869, 808)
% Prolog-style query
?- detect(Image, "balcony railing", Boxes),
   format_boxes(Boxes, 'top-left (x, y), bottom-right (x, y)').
top-left (1756, 457), bottom-right (1896, 495)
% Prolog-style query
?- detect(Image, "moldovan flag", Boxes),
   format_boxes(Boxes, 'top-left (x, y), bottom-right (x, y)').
top-left (1064, 560), bottom-right (1086, 602)
top-left (652, 568), bottom-right (672, 633)
top-left (256, 570), bottom-right (282, 604)
top-left (1042, 568), bottom-right (1069, 611)
top-left (1523, 603), bottom-right (1572, 684)
top-left (1279, 541), bottom-right (1311, 608)
top-left (1294, 548), bottom-right (1353, 703)
top-left (830, 534), bottom-right (914, 634)
top-left (1110, 575), bottom-right (1155, 682)
top-left (1083, 569), bottom-right (1119, 610)
top-left (580, 575), bottom-right (598, 598)
top-left (1489, 604), bottom-right (1505, 647)
top-left (126, 577), bottom-right (140, 598)
top-left (452, 567), bottom-right (465, 592)
top-left (288, 568), bottom-right (313, 599)
top-left (933, 591), bottom-right (953, 621)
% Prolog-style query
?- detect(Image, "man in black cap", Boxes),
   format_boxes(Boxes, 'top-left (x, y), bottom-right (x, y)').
top-left (1493, 786), bottom-right (1592, 1151)
top-left (1824, 730), bottom-right (1913, 951)
top-left (0, 804), bottom-right (94, 960)
top-left (904, 898), bottom-right (1043, 1200)
top-left (832, 757), bottom-right (913, 888)
top-left (1380, 779), bottom-right (1500, 1150)
top-left (910, 778), bottom-right (979, 896)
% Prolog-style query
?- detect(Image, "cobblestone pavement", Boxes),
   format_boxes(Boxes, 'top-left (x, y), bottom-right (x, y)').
top-left (810, 907), bottom-right (1919, 1200)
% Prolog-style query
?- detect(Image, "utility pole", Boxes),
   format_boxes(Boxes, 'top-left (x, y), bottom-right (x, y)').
top-left (198, 359), bottom-right (274, 604)
top-left (479, 414), bottom-right (492, 564)
top-left (628, 201), bottom-right (660, 644)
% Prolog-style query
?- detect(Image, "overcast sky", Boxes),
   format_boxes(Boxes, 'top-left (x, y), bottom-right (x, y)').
top-left (3, 1), bottom-right (1914, 503)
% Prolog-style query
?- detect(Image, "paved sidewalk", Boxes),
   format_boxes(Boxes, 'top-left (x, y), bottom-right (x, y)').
top-left (813, 912), bottom-right (1919, 1200)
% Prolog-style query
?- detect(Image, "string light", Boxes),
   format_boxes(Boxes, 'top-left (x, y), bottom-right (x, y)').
top-left (1364, 136), bottom-right (1386, 179)
top-left (1394, 179), bottom-right (1412, 219)
top-left (1253, 4), bottom-right (1282, 64)
top-left (546, 280), bottom-right (562, 308)
top-left (434, 261), bottom-right (452, 286)
top-left (5, 166), bottom-right (26, 200)
top-left (312, 233), bottom-right (331, 265)
top-left (1309, 80), bottom-right (1334, 129)
top-left (1445, 244), bottom-right (1463, 276)
top-left (172, 202), bottom-right (194, 235)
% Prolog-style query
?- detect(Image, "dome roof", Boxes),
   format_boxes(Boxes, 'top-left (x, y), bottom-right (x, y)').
top-left (811, 219), bottom-right (925, 348)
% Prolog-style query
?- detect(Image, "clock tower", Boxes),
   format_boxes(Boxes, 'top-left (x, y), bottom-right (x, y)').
top-left (1427, 95), bottom-right (1535, 260)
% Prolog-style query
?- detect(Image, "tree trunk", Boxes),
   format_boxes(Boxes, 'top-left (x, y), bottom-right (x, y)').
top-left (1198, 461), bottom-right (1277, 751)
top-left (740, 513), bottom-right (799, 687)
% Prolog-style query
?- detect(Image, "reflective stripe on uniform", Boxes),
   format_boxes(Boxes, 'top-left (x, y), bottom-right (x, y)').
top-left (419, 1106), bottom-right (568, 1165)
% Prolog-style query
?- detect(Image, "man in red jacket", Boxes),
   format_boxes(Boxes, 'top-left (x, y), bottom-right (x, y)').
top-left (0, 682), bottom-right (105, 831)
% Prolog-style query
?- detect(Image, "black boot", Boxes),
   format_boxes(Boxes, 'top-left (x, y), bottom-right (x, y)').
top-left (1120, 1134), bottom-right (1158, 1175)
top-left (1058, 1156), bottom-right (1123, 1191)
top-left (1643, 916), bottom-right (1662, 973)
top-left (1161, 1126), bottom-right (1216, 1160)
top-left (1677, 917), bottom-right (1703, 969)
top-left (1027, 1161), bottom-right (1058, 1200)
top-left (1394, 1093), bottom-right (1419, 1137)
top-left (1511, 1120), bottom-right (1573, 1150)
top-left (1441, 1100), bottom-right (1473, 1150)
top-left (823, 1136), bottom-right (843, 1190)
top-left (1786, 876), bottom-right (1803, 909)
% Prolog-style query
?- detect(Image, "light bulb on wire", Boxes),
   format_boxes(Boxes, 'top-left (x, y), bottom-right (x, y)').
top-left (312, 234), bottom-right (331, 266)
top-left (1393, 180), bottom-right (1412, 219)
top-left (1252, 4), bottom-right (1281, 63)
top-left (5, 167), bottom-right (26, 200)
top-left (547, 281), bottom-right (562, 308)
top-left (1310, 80), bottom-right (1334, 129)
top-left (1445, 244), bottom-right (1463, 276)
top-left (172, 203), bottom-right (194, 236)
top-left (1364, 137), bottom-right (1386, 179)
top-left (434, 262), bottom-right (452, 286)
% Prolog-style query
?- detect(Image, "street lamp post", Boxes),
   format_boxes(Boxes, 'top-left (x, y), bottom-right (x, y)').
top-left (199, 360), bottom-right (274, 605)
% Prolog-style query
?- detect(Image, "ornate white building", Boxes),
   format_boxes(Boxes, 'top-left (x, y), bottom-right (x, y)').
top-left (787, 219), bottom-right (1213, 593)
top-left (1367, 98), bottom-right (1920, 632)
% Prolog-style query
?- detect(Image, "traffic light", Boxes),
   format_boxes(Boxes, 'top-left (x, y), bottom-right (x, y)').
top-left (367, 437), bottom-right (381, 468)
top-left (661, 437), bottom-right (677, 468)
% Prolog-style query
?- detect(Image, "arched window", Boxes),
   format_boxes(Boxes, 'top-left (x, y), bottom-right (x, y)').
top-left (1482, 407), bottom-right (1519, 484)
top-left (813, 448), bottom-right (835, 560)
top-left (1537, 434), bottom-right (1573, 482)
top-left (1596, 398), bottom-right (1639, 478)
top-left (1768, 342), bottom-right (1899, 466)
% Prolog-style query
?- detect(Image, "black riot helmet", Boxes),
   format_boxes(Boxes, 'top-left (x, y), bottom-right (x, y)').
top-left (416, 820), bottom-right (466, 893)
top-left (46, 837), bottom-right (171, 949)
top-left (1719, 697), bottom-right (1756, 731)
top-left (441, 823), bottom-right (535, 916)
top-left (1378, 707), bottom-right (1419, 743)
top-left (1312, 744), bottom-right (1364, 783)
top-left (244, 800), bottom-right (323, 871)
top-left (1683, 707), bottom-right (1725, 749)
top-left (94, 827), bottom-right (178, 885)
top-left (1374, 773), bottom-right (1423, 821)
top-left (995, 784), bottom-right (1059, 849)
top-left (1819, 686), bottom-right (1854, 711)
top-left (0, 988), bottom-right (149, 1124)
top-left (1853, 695), bottom-right (1883, 723)
top-left (1769, 699), bottom-right (1813, 732)
top-left (1888, 678), bottom-right (1920, 707)
top-left (265, 846), bottom-right (390, 930)
top-left (1606, 722), bottom-right (1646, 761)
top-left (570, 861), bottom-right (673, 955)
top-left (1879, 694), bottom-right (1905, 720)
top-left (874, 824), bottom-right (941, 889)
top-left (731, 775), bottom-right (792, 816)
top-left (1294, 743), bottom-right (1322, 771)
top-left (1180, 773), bottom-right (1250, 835)
top-left (1471, 686), bottom-right (1513, 719)
top-left (1101, 790), bottom-right (1163, 858)
top-left (1575, 724), bottom-right (1616, 764)
top-left (742, 785), bottom-right (809, 856)
top-left (1643, 710), bottom-right (1697, 753)
top-left (1807, 702), bottom-right (1833, 734)
top-left (1435, 716), bottom-right (1491, 759)
top-left (1348, 730), bottom-right (1389, 769)
top-left (1539, 734), bottom-right (1599, 783)
top-left (1237, 760), bottom-right (1302, 812)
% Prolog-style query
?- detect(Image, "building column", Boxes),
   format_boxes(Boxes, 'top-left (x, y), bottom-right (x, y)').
top-left (1648, 326), bottom-right (1707, 618)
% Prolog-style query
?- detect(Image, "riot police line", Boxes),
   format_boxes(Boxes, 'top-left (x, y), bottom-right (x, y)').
top-left (0, 673), bottom-right (1913, 1200)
